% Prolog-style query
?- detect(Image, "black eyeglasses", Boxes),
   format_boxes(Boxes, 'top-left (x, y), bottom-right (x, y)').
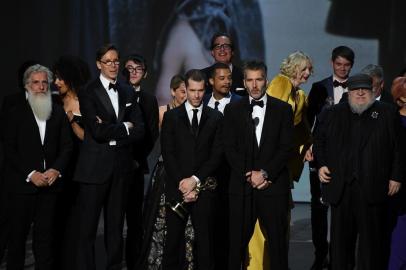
top-left (100, 60), bottom-right (120, 66)
top-left (126, 66), bottom-right (145, 73)
top-left (213, 44), bottom-right (232, 51)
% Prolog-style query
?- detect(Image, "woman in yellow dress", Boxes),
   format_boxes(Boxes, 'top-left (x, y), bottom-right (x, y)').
top-left (246, 51), bottom-right (313, 269)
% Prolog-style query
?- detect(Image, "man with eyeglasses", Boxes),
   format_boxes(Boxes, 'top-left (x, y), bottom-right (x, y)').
top-left (122, 54), bottom-right (159, 270)
top-left (201, 33), bottom-right (246, 96)
top-left (313, 73), bottom-right (403, 270)
top-left (72, 44), bottom-right (145, 270)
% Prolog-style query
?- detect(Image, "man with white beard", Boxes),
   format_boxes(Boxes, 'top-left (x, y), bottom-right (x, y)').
top-left (1, 64), bottom-right (73, 270)
top-left (313, 73), bottom-right (404, 270)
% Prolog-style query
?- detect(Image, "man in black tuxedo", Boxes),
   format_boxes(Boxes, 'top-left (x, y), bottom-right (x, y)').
top-left (122, 54), bottom-right (159, 269)
top-left (313, 73), bottom-right (403, 270)
top-left (201, 33), bottom-right (246, 96)
top-left (73, 44), bottom-right (144, 270)
top-left (305, 45), bottom-right (354, 270)
top-left (161, 69), bottom-right (223, 270)
top-left (1, 64), bottom-right (73, 269)
top-left (223, 60), bottom-right (294, 270)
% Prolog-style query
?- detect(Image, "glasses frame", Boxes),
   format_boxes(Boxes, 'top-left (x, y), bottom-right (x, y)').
top-left (100, 60), bottom-right (120, 66)
top-left (213, 43), bottom-right (232, 51)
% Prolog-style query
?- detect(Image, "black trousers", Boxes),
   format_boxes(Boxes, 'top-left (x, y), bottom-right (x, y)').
top-left (309, 168), bottom-right (329, 260)
top-left (6, 192), bottom-right (58, 270)
top-left (0, 182), bottom-right (9, 264)
top-left (74, 172), bottom-right (131, 270)
top-left (228, 192), bottom-right (289, 270)
top-left (125, 168), bottom-right (144, 270)
top-left (162, 190), bottom-right (216, 270)
top-left (330, 181), bottom-right (389, 270)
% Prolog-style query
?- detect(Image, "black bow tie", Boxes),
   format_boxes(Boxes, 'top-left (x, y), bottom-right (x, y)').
top-left (251, 99), bottom-right (264, 108)
top-left (333, 80), bottom-right (347, 88)
top-left (109, 83), bottom-right (118, 92)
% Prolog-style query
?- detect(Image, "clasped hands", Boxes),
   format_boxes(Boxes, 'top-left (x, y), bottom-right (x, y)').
top-left (30, 168), bottom-right (60, 187)
top-left (179, 177), bottom-right (198, 203)
top-left (246, 170), bottom-right (271, 190)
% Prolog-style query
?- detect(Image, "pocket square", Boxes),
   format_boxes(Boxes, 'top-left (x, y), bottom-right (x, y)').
top-left (125, 103), bottom-right (132, 107)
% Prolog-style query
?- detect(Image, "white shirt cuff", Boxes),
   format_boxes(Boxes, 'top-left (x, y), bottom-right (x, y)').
top-left (26, 170), bottom-right (36, 182)
top-left (192, 175), bottom-right (201, 186)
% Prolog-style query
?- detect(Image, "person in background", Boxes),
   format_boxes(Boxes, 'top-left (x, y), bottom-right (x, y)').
top-left (158, 74), bottom-right (187, 128)
top-left (52, 55), bottom-right (91, 269)
top-left (387, 76), bottom-right (406, 270)
top-left (122, 53), bottom-right (159, 270)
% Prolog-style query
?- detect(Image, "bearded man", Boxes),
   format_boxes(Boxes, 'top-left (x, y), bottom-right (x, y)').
top-left (1, 64), bottom-right (73, 270)
top-left (313, 73), bottom-right (404, 270)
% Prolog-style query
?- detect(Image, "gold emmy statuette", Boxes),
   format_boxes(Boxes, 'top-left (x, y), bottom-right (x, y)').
top-left (166, 177), bottom-right (217, 220)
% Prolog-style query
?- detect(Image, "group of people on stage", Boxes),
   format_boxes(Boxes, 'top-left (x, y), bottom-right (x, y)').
top-left (0, 32), bottom-right (405, 270)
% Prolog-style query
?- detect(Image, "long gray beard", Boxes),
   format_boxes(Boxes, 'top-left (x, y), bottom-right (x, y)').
top-left (349, 98), bottom-right (375, 115)
top-left (27, 91), bottom-right (52, 121)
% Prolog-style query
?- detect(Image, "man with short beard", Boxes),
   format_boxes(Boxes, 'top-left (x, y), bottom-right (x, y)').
top-left (313, 73), bottom-right (404, 270)
top-left (1, 64), bottom-right (73, 269)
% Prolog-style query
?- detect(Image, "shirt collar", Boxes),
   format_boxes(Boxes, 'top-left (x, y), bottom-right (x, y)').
top-left (249, 93), bottom-right (267, 106)
top-left (185, 100), bottom-right (203, 112)
top-left (333, 75), bottom-right (347, 83)
top-left (99, 74), bottom-right (117, 90)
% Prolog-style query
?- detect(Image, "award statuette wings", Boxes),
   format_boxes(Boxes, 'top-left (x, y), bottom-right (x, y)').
top-left (166, 177), bottom-right (217, 220)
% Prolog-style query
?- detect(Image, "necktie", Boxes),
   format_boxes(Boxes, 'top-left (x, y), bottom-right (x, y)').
top-left (251, 99), bottom-right (264, 108)
top-left (214, 101), bottom-right (220, 111)
top-left (333, 80), bottom-right (347, 88)
top-left (191, 109), bottom-right (199, 136)
top-left (109, 83), bottom-right (118, 92)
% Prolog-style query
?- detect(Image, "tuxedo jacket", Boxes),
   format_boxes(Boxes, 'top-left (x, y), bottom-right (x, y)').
top-left (133, 88), bottom-right (159, 173)
top-left (1, 93), bottom-right (73, 194)
top-left (223, 95), bottom-right (294, 195)
top-left (160, 103), bottom-right (223, 200)
top-left (73, 79), bottom-right (144, 184)
top-left (313, 101), bottom-right (404, 204)
top-left (201, 64), bottom-right (246, 96)
top-left (202, 92), bottom-right (242, 107)
top-left (307, 76), bottom-right (334, 129)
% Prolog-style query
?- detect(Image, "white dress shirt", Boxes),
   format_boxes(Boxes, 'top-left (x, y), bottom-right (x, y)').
top-left (333, 75), bottom-right (348, 104)
top-left (249, 95), bottom-right (267, 146)
top-left (185, 101), bottom-right (203, 125)
top-left (207, 93), bottom-right (231, 114)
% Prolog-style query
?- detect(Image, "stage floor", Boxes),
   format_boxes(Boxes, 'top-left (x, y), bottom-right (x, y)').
top-left (0, 203), bottom-right (317, 270)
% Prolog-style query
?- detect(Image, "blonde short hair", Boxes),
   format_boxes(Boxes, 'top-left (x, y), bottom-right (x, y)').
top-left (280, 51), bottom-right (313, 79)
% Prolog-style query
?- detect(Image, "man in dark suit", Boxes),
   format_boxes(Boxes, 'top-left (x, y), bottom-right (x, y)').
top-left (122, 54), bottom-right (159, 269)
top-left (161, 69), bottom-right (223, 270)
top-left (223, 61), bottom-right (294, 270)
top-left (203, 62), bottom-right (241, 114)
top-left (313, 73), bottom-right (403, 270)
top-left (305, 45), bottom-right (354, 270)
top-left (73, 44), bottom-right (144, 270)
top-left (201, 33), bottom-right (246, 96)
top-left (1, 64), bottom-right (73, 269)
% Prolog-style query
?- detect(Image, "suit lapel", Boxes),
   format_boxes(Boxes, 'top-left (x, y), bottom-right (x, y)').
top-left (94, 80), bottom-right (117, 119)
top-left (178, 104), bottom-right (193, 135)
top-left (359, 102), bottom-right (379, 150)
top-left (258, 96), bottom-right (272, 149)
top-left (325, 76), bottom-right (334, 99)
top-left (117, 86), bottom-right (127, 123)
top-left (197, 106), bottom-right (209, 138)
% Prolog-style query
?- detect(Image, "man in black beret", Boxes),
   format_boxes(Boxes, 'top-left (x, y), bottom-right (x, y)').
top-left (313, 73), bottom-right (404, 270)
